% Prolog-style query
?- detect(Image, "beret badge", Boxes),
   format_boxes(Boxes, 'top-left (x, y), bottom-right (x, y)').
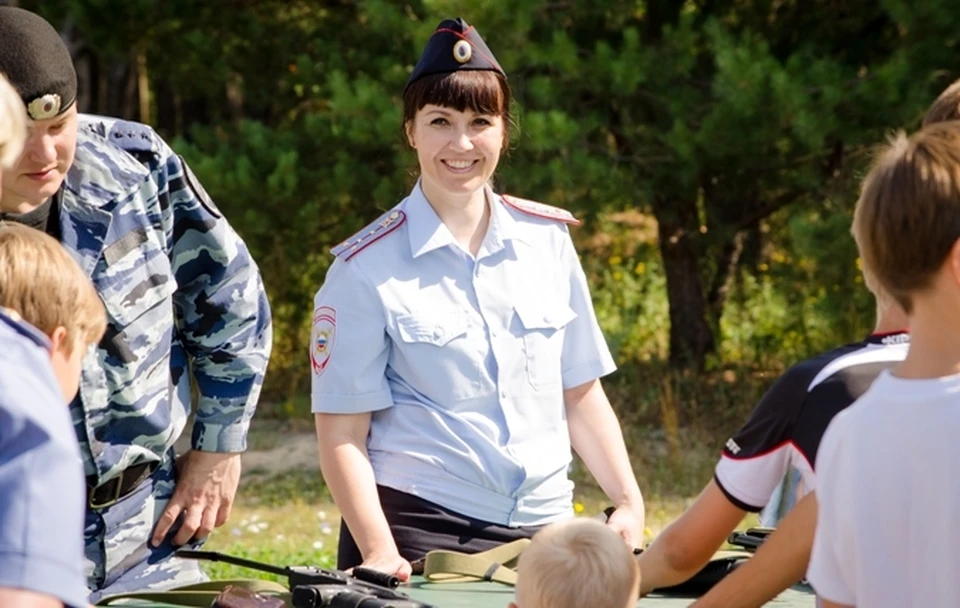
top-left (453, 39), bottom-right (472, 64)
top-left (27, 93), bottom-right (61, 120)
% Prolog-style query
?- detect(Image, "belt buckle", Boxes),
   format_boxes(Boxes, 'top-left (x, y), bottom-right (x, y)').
top-left (89, 476), bottom-right (124, 510)
top-left (88, 462), bottom-right (154, 510)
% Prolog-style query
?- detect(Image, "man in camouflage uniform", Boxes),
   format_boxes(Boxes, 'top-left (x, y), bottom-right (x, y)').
top-left (0, 7), bottom-right (273, 602)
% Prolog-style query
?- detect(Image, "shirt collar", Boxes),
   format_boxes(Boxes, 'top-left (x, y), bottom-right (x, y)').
top-left (405, 181), bottom-right (457, 259)
top-left (405, 181), bottom-right (528, 259)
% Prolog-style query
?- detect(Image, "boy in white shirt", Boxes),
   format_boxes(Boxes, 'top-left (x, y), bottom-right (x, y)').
top-left (808, 122), bottom-right (960, 607)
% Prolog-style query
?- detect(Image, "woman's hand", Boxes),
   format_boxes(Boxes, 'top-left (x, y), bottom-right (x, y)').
top-left (605, 504), bottom-right (645, 550)
top-left (355, 551), bottom-right (413, 582)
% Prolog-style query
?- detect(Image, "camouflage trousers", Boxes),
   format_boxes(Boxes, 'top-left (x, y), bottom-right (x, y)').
top-left (84, 450), bottom-right (209, 603)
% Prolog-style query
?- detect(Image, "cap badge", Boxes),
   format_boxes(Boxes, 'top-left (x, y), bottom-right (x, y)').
top-left (453, 39), bottom-right (472, 64)
top-left (27, 93), bottom-right (61, 120)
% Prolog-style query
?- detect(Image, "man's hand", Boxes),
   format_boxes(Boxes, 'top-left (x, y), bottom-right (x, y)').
top-left (151, 450), bottom-right (242, 547)
top-left (605, 504), bottom-right (644, 550)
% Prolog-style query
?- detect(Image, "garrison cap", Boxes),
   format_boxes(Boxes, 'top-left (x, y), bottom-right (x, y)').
top-left (0, 7), bottom-right (77, 121)
top-left (405, 17), bottom-right (505, 93)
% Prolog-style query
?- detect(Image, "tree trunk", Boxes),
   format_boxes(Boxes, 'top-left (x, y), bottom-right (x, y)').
top-left (655, 198), bottom-right (715, 369)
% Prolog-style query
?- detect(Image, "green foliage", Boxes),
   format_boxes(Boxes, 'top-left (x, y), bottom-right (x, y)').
top-left (22, 0), bottom-right (960, 416)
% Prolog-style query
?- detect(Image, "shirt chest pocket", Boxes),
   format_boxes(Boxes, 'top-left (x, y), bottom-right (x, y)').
top-left (94, 236), bottom-right (177, 364)
top-left (514, 301), bottom-right (578, 390)
top-left (396, 312), bottom-right (470, 347)
top-left (394, 310), bottom-right (486, 401)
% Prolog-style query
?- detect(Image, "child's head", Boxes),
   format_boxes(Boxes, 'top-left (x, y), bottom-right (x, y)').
top-left (0, 223), bottom-right (106, 401)
top-left (0, 72), bottom-right (27, 169)
top-left (924, 78), bottom-right (960, 127)
top-left (852, 122), bottom-right (960, 316)
top-left (511, 518), bottom-right (640, 608)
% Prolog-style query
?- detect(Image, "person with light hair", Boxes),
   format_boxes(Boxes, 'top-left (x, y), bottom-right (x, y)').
top-left (0, 72), bottom-right (27, 168)
top-left (0, 221), bottom-right (107, 607)
top-left (511, 518), bottom-right (640, 608)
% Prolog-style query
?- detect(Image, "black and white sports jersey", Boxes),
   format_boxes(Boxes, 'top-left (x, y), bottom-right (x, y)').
top-left (714, 331), bottom-right (910, 512)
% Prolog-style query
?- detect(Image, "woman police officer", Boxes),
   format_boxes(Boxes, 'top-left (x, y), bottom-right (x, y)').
top-left (310, 17), bottom-right (645, 580)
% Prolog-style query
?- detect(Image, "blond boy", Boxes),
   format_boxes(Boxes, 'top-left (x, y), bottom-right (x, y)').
top-left (808, 122), bottom-right (960, 607)
top-left (0, 222), bottom-right (106, 400)
top-left (511, 518), bottom-right (640, 608)
top-left (0, 220), bottom-right (105, 608)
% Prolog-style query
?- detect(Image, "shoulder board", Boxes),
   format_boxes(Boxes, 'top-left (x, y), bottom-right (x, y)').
top-left (107, 119), bottom-right (160, 156)
top-left (0, 307), bottom-right (50, 350)
top-left (330, 209), bottom-right (406, 261)
top-left (501, 195), bottom-right (580, 225)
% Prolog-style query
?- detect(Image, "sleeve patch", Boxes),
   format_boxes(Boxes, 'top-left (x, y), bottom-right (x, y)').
top-left (501, 194), bottom-right (581, 225)
top-left (330, 209), bottom-right (406, 261)
top-left (180, 156), bottom-right (222, 219)
top-left (311, 306), bottom-right (337, 376)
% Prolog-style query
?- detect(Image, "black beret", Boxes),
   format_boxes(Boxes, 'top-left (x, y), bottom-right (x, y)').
top-left (0, 7), bottom-right (77, 121)
top-left (405, 18), bottom-right (505, 93)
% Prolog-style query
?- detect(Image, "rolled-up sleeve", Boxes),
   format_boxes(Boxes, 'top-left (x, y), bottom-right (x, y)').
top-left (558, 228), bottom-right (616, 389)
top-left (311, 258), bottom-right (393, 414)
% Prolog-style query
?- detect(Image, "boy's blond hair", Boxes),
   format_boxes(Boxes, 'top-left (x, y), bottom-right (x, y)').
top-left (515, 518), bottom-right (640, 608)
top-left (0, 223), bottom-right (106, 349)
top-left (0, 72), bottom-right (26, 168)
top-left (852, 122), bottom-right (960, 313)
top-left (923, 78), bottom-right (960, 127)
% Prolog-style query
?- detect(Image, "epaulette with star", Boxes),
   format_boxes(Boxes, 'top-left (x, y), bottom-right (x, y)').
top-left (501, 195), bottom-right (581, 225)
top-left (330, 208), bottom-right (407, 261)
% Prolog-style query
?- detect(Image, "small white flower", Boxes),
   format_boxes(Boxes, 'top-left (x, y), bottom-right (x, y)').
top-left (275, 534), bottom-right (286, 541)
top-left (231, 528), bottom-right (242, 537)
top-left (313, 541), bottom-right (324, 550)
top-left (250, 514), bottom-right (261, 522)
top-left (257, 522), bottom-right (269, 531)
top-left (316, 510), bottom-right (328, 520)
top-left (246, 524), bottom-right (261, 534)
top-left (320, 523), bottom-right (332, 535)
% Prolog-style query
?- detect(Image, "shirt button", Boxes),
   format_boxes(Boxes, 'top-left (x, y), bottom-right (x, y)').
top-left (500, 390), bottom-right (507, 398)
top-left (490, 329), bottom-right (497, 337)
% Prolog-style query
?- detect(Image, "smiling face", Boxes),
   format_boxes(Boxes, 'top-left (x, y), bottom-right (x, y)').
top-left (406, 105), bottom-right (504, 202)
top-left (1, 103), bottom-right (77, 212)
top-left (402, 70), bottom-right (511, 206)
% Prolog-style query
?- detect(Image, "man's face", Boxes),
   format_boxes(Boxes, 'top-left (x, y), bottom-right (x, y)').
top-left (1, 104), bottom-right (77, 210)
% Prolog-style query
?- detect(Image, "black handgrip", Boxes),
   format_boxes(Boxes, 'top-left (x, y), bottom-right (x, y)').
top-left (353, 567), bottom-right (400, 589)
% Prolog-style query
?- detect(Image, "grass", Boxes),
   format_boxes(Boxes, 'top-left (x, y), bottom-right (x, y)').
top-left (198, 417), bottom-right (762, 582)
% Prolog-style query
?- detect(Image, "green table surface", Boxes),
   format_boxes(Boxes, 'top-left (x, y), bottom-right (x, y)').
top-left (104, 576), bottom-right (817, 607)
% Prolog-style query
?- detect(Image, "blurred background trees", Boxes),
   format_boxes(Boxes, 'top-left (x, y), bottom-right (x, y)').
top-left (10, 0), bottom-right (958, 421)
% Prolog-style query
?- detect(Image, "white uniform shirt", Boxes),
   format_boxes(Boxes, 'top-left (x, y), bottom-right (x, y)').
top-left (311, 183), bottom-right (616, 526)
top-left (808, 369), bottom-right (960, 607)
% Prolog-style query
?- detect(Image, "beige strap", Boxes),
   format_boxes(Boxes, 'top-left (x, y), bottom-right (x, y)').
top-left (95, 578), bottom-right (289, 606)
top-left (422, 538), bottom-right (531, 585)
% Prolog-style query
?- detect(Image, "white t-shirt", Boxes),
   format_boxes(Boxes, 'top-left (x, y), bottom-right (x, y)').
top-left (808, 369), bottom-right (960, 607)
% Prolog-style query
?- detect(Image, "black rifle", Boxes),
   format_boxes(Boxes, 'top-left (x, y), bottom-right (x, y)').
top-left (177, 550), bottom-right (438, 608)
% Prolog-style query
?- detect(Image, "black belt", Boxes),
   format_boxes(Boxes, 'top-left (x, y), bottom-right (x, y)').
top-left (86, 460), bottom-right (158, 510)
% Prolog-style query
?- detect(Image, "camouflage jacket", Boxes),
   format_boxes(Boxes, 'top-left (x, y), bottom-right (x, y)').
top-left (65, 114), bottom-right (272, 484)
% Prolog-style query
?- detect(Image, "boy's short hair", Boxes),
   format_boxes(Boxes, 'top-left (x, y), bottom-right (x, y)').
top-left (515, 518), bottom-right (640, 608)
top-left (852, 122), bottom-right (960, 313)
top-left (923, 78), bottom-right (960, 127)
top-left (0, 223), bottom-right (106, 348)
top-left (0, 72), bottom-right (27, 168)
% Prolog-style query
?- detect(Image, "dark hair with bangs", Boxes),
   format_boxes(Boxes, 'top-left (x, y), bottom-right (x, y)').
top-left (403, 70), bottom-right (512, 145)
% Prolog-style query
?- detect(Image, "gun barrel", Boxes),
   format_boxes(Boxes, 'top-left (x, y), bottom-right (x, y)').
top-left (353, 567), bottom-right (400, 589)
top-left (175, 549), bottom-right (289, 577)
